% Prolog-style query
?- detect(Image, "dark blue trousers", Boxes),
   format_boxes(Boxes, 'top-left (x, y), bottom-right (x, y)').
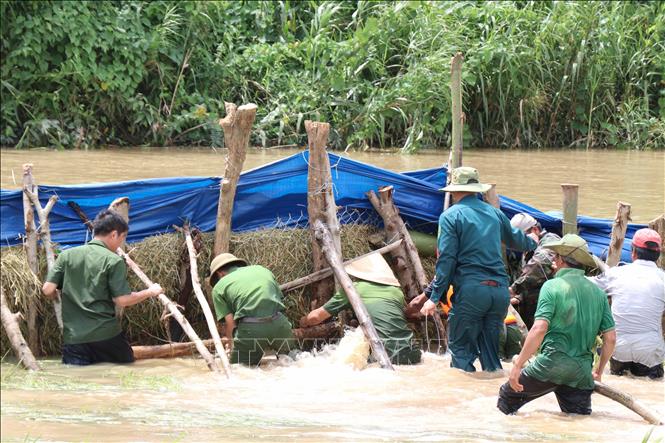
top-left (448, 283), bottom-right (509, 372)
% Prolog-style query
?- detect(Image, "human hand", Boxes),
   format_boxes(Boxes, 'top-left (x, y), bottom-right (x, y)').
top-left (148, 283), bottom-right (163, 296)
top-left (592, 370), bottom-right (602, 382)
top-left (527, 232), bottom-right (539, 243)
top-left (221, 336), bottom-right (232, 353)
top-left (420, 299), bottom-right (437, 317)
top-left (298, 316), bottom-right (309, 329)
top-left (510, 297), bottom-right (520, 305)
top-left (409, 293), bottom-right (427, 308)
top-left (509, 364), bottom-right (523, 392)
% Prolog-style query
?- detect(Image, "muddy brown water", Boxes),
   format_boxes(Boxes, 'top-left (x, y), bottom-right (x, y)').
top-left (1, 147), bottom-right (664, 441)
top-left (1, 147), bottom-right (663, 222)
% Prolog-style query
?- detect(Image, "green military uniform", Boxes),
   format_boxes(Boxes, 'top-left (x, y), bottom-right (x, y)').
top-left (510, 231), bottom-right (560, 329)
top-left (212, 265), bottom-right (295, 366)
top-left (46, 239), bottom-right (131, 345)
top-left (524, 268), bottom-right (615, 389)
top-left (323, 281), bottom-right (421, 365)
top-left (498, 322), bottom-right (523, 361)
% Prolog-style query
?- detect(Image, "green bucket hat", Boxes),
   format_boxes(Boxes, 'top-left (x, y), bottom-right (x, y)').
top-left (208, 253), bottom-right (247, 285)
top-left (441, 166), bottom-right (491, 193)
top-left (542, 234), bottom-right (597, 268)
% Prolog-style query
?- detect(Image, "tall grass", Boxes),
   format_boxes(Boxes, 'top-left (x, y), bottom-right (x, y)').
top-left (1, 1), bottom-right (663, 150)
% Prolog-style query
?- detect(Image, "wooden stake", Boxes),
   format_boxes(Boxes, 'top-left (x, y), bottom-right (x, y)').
top-left (117, 249), bottom-right (222, 373)
top-left (182, 223), bottom-right (232, 377)
top-left (606, 202), bottom-right (631, 267)
top-left (313, 220), bottom-right (394, 370)
top-left (280, 240), bottom-right (403, 293)
top-left (0, 287), bottom-right (40, 371)
top-left (648, 214), bottom-right (665, 269)
top-left (450, 52), bottom-right (464, 170)
top-left (21, 164), bottom-right (40, 354)
top-left (213, 102), bottom-right (257, 256)
top-left (594, 381), bottom-right (663, 425)
top-left (133, 340), bottom-right (214, 360)
top-left (305, 120), bottom-right (341, 308)
top-left (108, 197), bottom-right (130, 319)
top-left (24, 187), bottom-right (62, 331)
top-left (561, 184), bottom-right (579, 235)
top-left (169, 230), bottom-right (200, 341)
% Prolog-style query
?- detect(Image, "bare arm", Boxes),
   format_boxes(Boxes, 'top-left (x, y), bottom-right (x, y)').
top-left (593, 329), bottom-right (616, 382)
top-left (42, 282), bottom-right (59, 300)
top-left (222, 313), bottom-right (235, 351)
top-left (299, 307), bottom-right (331, 328)
top-left (112, 283), bottom-right (162, 308)
top-left (509, 319), bottom-right (549, 391)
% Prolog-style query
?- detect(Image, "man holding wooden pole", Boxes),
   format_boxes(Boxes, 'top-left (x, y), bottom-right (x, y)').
top-left (419, 167), bottom-right (537, 372)
top-left (41, 210), bottom-right (162, 365)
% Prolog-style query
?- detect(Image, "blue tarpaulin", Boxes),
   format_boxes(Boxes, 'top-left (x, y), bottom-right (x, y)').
top-left (0, 152), bottom-right (644, 262)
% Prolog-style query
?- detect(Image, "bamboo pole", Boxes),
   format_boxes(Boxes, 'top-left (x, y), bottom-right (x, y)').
top-left (182, 224), bottom-right (232, 378)
top-left (561, 184), bottom-right (579, 235)
top-left (117, 249), bottom-right (222, 373)
top-left (305, 120), bottom-right (341, 308)
top-left (648, 214), bottom-right (665, 269)
top-left (594, 381), bottom-right (663, 425)
top-left (24, 187), bottom-right (62, 331)
top-left (314, 220), bottom-right (394, 370)
top-left (1, 287), bottom-right (40, 371)
top-left (280, 240), bottom-right (403, 293)
top-left (213, 102), bottom-right (257, 256)
top-left (606, 202), bottom-right (631, 267)
top-left (21, 164), bottom-right (40, 354)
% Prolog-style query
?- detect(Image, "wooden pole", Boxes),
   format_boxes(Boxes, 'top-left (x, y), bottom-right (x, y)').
top-left (182, 224), bottom-right (232, 378)
top-left (117, 249), bottom-right (222, 373)
top-left (305, 120), bottom-right (341, 308)
top-left (594, 381), bottom-right (663, 425)
top-left (648, 214), bottom-right (665, 269)
top-left (213, 102), bottom-right (257, 256)
top-left (483, 184), bottom-right (500, 209)
top-left (561, 184), bottom-right (579, 235)
top-left (280, 240), bottom-right (403, 293)
top-left (169, 230), bottom-right (200, 341)
top-left (450, 52), bottom-right (464, 170)
top-left (67, 201), bottom-right (93, 232)
top-left (108, 197), bottom-right (130, 319)
top-left (292, 321), bottom-right (341, 340)
top-left (21, 164), bottom-right (40, 354)
top-left (24, 188), bottom-right (62, 331)
top-left (606, 202), bottom-right (631, 267)
top-left (133, 340), bottom-right (214, 360)
top-left (0, 287), bottom-right (40, 371)
top-left (313, 220), bottom-right (394, 370)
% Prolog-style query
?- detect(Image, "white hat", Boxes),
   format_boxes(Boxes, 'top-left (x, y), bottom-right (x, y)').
top-left (510, 213), bottom-right (538, 233)
top-left (345, 252), bottom-right (400, 287)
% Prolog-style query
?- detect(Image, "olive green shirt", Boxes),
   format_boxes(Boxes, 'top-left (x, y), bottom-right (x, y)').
top-left (46, 239), bottom-right (131, 345)
top-left (524, 268), bottom-right (615, 389)
top-left (323, 281), bottom-right (414, 356)
top-left (212, 265), bottom-right (285, 321)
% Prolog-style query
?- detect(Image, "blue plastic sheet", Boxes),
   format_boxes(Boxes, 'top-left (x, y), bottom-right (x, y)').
top-left (0, 152), bottom-right (644, 262)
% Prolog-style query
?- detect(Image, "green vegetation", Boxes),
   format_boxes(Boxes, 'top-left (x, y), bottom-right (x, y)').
top-left (1, 1), bottom-right (663, 151)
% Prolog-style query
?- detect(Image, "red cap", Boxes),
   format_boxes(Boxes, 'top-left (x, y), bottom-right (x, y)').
top-left (632, 228), bottom-right (662, 251)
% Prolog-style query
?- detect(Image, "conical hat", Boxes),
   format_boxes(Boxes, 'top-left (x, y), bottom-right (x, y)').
top-left (344, 252), bottom-right (400, 287)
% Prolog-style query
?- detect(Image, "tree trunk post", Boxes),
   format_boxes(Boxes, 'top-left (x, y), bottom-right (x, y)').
top-left (648, 214), bottom-right (665, 269)
top-left (313, 220), bottom-right (394, 370)
top-left (450, 52), bottom-right (464, 170)
top-left (606, 202), bottom-right (632, 267)
top-left (213, 102), bottom-right (257, 256)
top-left (108, 197), bottom-right (130, 319)
top-left (24, 187), bottom-right (62, 331)
top-left (117, 249), bottom-right (222, 373)
top-left (483, 183), bottom-right (500, 209)
top-left (21, 164), bottom-right (40, 354)
top-left (305, 120), bottom-right (341, 308)
top-left (182, 223), bottom-right (232, 378)
top-left (561, 184), bottom-right (579, 235)
top-left (132, 339), bottom-right (214, 360)
top-left (1, 287), bottom-right (40, 371)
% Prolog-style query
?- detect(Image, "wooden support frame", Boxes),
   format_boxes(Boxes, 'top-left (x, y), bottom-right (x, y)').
top-left (1, 287), bottom-right (40, 371)
top-left (21, 164), bottom-right (40, 354)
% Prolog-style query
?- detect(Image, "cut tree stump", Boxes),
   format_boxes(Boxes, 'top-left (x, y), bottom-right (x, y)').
top-left (21, 164), bottom-right (40, 354)
top-left (306, 120), bottom-right (341, 309)
top-left (213, 102), bottom-right (257, 256)
top-left (606, 201), bottom-right (631, 267)
top-left (648, 214), bottom-right (665, 269)
top-left (117, 249), bottom-right (222, 373)
top-left (1, 287), bottom-right (40, 371)
top-left (314, 220), bottom-right (394, 370)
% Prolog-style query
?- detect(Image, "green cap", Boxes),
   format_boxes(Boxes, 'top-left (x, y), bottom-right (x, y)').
top-left (542, 234), bottom-right (597, 268)
top-left (441, 166), bottom-right (491, 193)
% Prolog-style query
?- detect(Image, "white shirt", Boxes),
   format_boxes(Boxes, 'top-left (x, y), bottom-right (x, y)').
top-left (590, 260), bottom-right (665, 368)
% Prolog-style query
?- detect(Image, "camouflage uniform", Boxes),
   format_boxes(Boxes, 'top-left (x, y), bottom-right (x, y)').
top-left (509, 231), bottom-right (560, 329)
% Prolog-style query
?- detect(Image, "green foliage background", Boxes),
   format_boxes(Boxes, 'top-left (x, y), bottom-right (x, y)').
top-left (1, 1), bottom-right (663, 151)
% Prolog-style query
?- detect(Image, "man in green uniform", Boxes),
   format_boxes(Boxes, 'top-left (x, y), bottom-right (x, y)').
top-left (209, 253), bottom-right (295, 366)
top-left (299, 252), bottom-right (421, 365)
top-left (42, 210), bottom-right (162, 365)
top-left (419, 167), bottom-right (537, 372)
top-left (508, 213), bottom-right (561, 329)
top-left (497, 234), bottom-right (616, 415)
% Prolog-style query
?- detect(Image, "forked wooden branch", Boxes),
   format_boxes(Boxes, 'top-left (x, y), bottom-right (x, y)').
top-left (1, 288), bottom-right (40, 371)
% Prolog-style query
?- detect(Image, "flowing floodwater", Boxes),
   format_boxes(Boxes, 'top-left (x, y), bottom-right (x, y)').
top-left (1, 148), bottom-right (663, 222)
